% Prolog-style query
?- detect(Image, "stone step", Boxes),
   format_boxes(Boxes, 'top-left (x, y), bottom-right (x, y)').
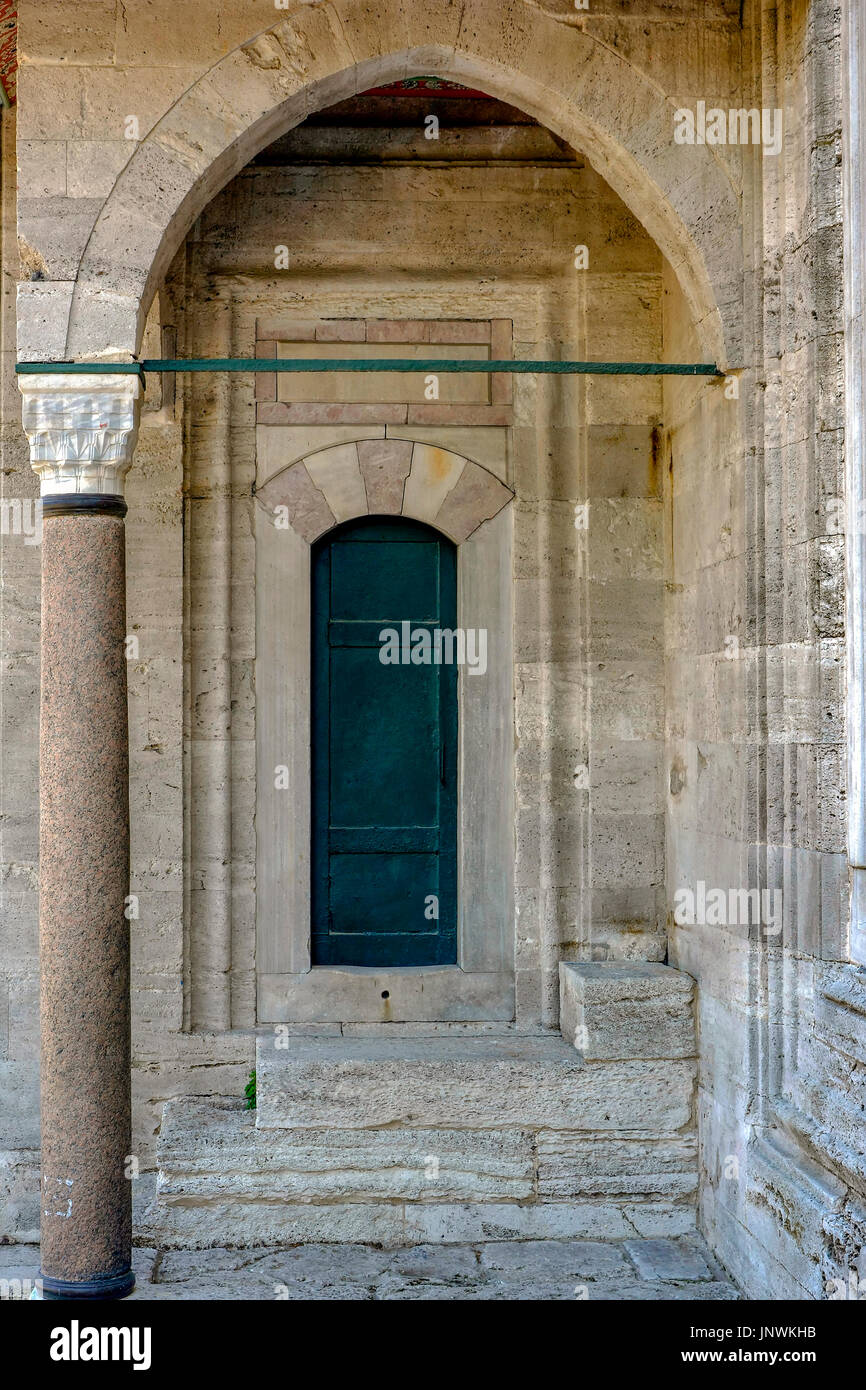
top-left (254, 1033), bottom-right (695, 1132)
top-left (559, 962), bottom-right (696, 1060)
top-left (142, 1020), bottom-right (699, 1249)
top-left (140, 1095), bottom-right (698, 1249)
top-left (156, 1099), bottom-right (536, 1203)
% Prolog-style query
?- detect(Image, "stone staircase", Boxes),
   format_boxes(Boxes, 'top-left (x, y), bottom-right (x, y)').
top-left (140, 963), bottom-right (699, 1248)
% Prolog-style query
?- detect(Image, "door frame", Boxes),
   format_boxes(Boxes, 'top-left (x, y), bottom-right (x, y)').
top-left (254, 439), bottom-right (515, 1022)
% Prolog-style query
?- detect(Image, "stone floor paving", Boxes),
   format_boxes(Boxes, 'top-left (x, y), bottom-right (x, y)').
top-left (1, 1235), bottom-right (740, 1300)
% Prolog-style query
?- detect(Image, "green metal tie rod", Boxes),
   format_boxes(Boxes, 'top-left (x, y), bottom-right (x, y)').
top-left (16, 359), bottom-right (723, 377)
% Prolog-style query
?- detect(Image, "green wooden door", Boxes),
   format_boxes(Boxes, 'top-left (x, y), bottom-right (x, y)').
top-left (311, 516), bottom-right (458, 966)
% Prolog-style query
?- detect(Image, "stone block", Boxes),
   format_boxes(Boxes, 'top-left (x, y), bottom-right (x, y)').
top-left (66, 141), bottom-right (132, 199)
top-left (0, 1149), bottom-right (40, 1244)
top-left (560, 961), bottom-right (696, 1059)
top-left (624, 1237), bottom-right (713, 1281)
top-left (407, 405), bottom-right (512, 427)
top-left (433, 460), bottom-right (513, 542)
top-left (367, 321), bottom-right (432, 343)
top-left (258, 403), bottom-right (408, 425)
top-left (255, 1035), bottom-right (695, 1132)
top-left (255, 464), bottom-right (334, 544)
top-left (428, 322), bottom-right (490, 344)
top-left (304, 443), bottom-right (366, 522)
top-left (357, 438), bottom-right (413, 513)
top-left (155, 1099), bottom-right (535, 1203)
top-left (402, 1202), bottom-right (635, 1244)
top-left (403, 443), bottom-right (466, 521)
top-left (537, 1133), bottom-right (698, 1199)
top-left (315, 320), bottom-right (366, 342)
top-left (19, 0), bottom-right (117, 66)
top-left (478, 1238), bottom-right (630, 1279)
top-left (17, 142), bottom-right (67, 199)
top-left (140, 1196), bottom-right (406, 1251)
top-left (259, 320), bottom-right (317, 341)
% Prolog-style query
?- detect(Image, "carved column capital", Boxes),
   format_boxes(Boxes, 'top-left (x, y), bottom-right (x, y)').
top-left (19, 373), bottom-right (143, 498)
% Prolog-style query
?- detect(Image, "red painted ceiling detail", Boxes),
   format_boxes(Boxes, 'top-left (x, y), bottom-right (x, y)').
top-left (365, 76), bottom-right (491, 99)
top-left (0, 1), bottom-right (16, 106)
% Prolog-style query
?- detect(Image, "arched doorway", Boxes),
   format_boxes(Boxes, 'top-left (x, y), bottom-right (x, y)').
top-left (310, 515), bottom-right (458, 967)
top-left (254, 439), bottom-right (514, 1022)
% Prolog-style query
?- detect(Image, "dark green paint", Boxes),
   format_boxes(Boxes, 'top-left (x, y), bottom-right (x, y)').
top-left (16, 360), bottom-right (724, 377)
top-left (311, 516), bottom-right (458, 967)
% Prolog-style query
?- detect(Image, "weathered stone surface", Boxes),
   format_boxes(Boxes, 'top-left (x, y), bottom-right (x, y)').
top-left (623, 1237), bottom-right (713, 1281)
top-left (0, 1146), bottom-right (40, 1243)
top-left (584, 1279), bottom-right (739, 1301)
top-left (158, 1242), bottom-right (392, 1287)
top-left (478, 1238), bottom-right (631, 1280)
top-left (139, 1198), bottom-right (407, 1251)
top-left (537, 1133), bottom-right (698, 1199)
top-left (122, 1234), bottom-right (741, 1300)
top-left (255, 1036), bottom-right (695, 1132)
top-left (400, 1202), bottom-right (637, 1244)
top-left (155, 1098), bottom-right (535, 1202)
top-left (560, 962), bottom-right (696, 1060)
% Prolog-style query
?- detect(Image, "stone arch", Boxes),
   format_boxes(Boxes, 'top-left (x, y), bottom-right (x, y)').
top-left (25, 0), bottom-right (741, 367)
top-left (255, 439), bottom-right (514, 545)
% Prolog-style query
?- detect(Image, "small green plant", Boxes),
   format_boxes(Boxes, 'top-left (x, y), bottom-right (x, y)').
top-left (244, 1068), bottom-right (256, 1110)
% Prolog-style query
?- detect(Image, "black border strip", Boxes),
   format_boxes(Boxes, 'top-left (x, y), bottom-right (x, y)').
top-left (41, 494), bottom-right (128, 519)
top-left (39, 1266), bottom-right (136, 1300)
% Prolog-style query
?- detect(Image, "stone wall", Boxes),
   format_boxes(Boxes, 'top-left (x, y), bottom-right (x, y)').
top-left (662, 0), bottom-right (866, 1299)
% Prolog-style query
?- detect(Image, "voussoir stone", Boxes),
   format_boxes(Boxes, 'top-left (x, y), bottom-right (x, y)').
top-left (433, 459), bottom-right (514, 541)
top-left (358, 438), bottom-right (413, 513)
top-left (256, 463), bottom-right (335, 542)
top-left (304, 443), bottom-right (367, 522)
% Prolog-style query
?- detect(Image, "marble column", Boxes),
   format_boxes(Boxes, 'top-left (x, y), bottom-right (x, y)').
top-left (20, 373), bottom-right (143, 1299)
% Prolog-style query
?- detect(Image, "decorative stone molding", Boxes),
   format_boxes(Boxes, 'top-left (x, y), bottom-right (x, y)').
top-left (254, 317), bottom-right (513, 428)
top-left (19, 373), bottom-right (143, 497)
top-left (255, 439), bottom-right (513, 544)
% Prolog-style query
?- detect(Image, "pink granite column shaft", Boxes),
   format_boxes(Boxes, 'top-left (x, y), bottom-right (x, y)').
top-left (38, 501), bottom-right (133, 1299)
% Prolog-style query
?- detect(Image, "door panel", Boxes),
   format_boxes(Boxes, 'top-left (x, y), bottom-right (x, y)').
top-left (311, 516), bottom-right (458, 967)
